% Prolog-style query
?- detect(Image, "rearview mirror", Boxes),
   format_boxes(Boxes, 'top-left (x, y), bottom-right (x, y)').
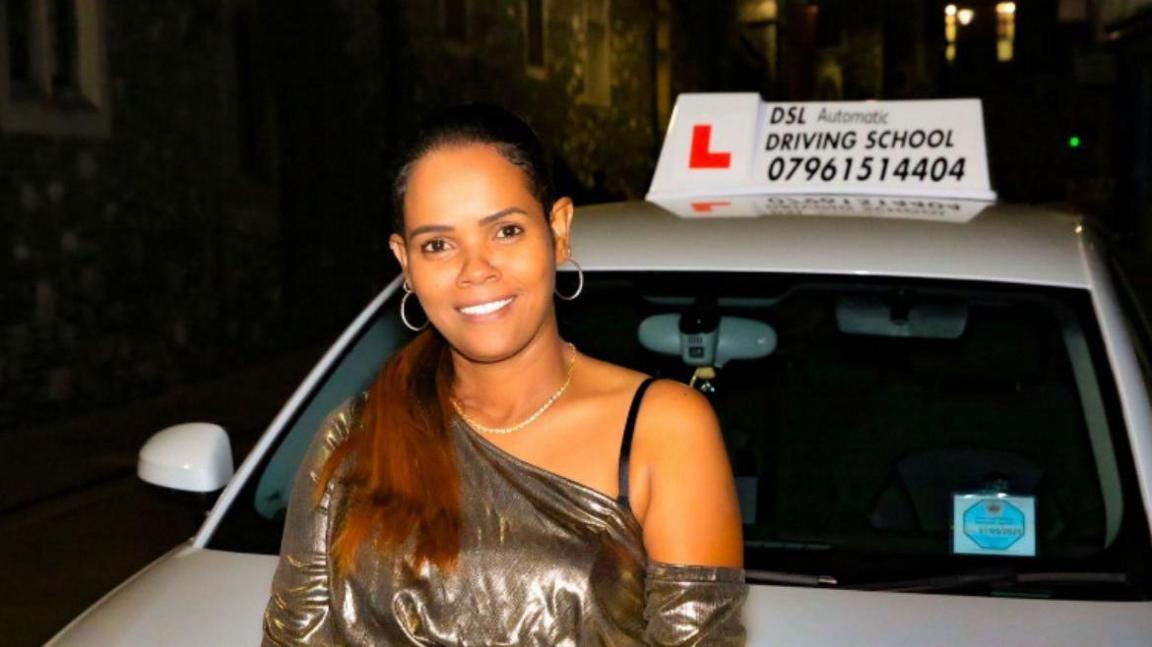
top-left (639, 313), bottom-right (777, 367)
top-left (138, 423), bottom-right (234, 493)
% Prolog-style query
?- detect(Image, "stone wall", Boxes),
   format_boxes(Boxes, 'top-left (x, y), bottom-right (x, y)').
top-left (393, 0), bottom-right (662, 201)
top-left (1, 0), bottom-right (671, 439)
top-left (2, 1), bottom-right (306, 434)
top-left (0, 0), bottom-right (677, 437)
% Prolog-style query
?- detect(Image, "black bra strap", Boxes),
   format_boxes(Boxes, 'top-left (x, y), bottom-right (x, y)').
top-left (617, 377), bottom-right (658, 507)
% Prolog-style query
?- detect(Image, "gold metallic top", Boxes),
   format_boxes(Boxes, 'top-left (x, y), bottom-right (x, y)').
top-left (263, 394), bottom-right (748, 646)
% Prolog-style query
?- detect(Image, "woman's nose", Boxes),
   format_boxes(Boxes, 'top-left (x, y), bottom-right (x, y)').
top-left (457, 249), bottom-right (500, 287)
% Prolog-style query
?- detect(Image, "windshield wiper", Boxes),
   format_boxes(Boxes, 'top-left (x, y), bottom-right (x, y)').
top-left (854, 568), bottom-right (1130, 593)
top-left (745, 569), bottom-right (838, 586)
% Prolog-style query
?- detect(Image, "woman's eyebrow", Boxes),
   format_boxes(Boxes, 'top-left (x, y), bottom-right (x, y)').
top-left (409, 207), bottom-right (529, 239)
top-left (478, 206), bottom-right (529, 225)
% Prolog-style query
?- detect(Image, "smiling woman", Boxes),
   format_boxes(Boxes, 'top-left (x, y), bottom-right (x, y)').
top-left (261, 105), bottom-right (748, 645)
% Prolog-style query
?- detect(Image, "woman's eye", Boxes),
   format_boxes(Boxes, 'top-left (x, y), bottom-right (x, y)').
top-left (420, 239), bottom-right (448, 253)
top-left (496, 224), bottom-right (524, 239)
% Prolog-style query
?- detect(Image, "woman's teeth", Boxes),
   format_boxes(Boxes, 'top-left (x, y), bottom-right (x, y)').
top-left (459, 297), bottom-right (513, 316)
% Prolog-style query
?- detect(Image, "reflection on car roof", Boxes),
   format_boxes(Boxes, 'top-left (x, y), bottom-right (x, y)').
top-left (573, 198), bottom-right (1090, 289)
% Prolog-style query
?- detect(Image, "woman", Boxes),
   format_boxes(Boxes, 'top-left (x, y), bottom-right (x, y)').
top-left (263, 105), bottom-right (747, 645)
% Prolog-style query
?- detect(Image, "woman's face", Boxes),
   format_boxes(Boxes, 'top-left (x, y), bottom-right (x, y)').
top-left (389, 143), bottom-right (573, 362)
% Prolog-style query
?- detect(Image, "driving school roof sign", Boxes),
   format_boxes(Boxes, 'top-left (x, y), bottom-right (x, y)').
top-left (647, 93), bottom-right (996, 201)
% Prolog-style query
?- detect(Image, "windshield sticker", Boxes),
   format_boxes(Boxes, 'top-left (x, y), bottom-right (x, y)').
top-left (952, 493), bottom-right (1036, 557)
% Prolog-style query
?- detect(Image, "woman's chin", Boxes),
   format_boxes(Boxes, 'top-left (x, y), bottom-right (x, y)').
top-left (443, 328), bottom-right (542, 365)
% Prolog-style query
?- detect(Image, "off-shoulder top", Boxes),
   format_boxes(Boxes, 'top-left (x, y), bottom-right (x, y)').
top-left (263, 379), bottom-right (748, 645)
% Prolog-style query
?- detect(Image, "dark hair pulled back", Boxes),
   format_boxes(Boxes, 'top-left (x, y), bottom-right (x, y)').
top-left (318, 105), bottom-right (556, 574)
top-left (392, 103), bottom-right (557, 236)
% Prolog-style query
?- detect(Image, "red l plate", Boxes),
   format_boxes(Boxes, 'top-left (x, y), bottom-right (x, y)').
top-left (689, 124), bottom-right (732, 169)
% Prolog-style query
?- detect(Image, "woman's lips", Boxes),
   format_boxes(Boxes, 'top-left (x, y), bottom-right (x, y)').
top-left (457, 296), bottom-right (515, 320)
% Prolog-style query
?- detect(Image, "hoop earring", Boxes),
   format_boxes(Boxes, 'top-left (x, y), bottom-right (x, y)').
top-left (555, 257), bottom-right (584, 301)
top-left (400, 280), bottom-right (428, 331)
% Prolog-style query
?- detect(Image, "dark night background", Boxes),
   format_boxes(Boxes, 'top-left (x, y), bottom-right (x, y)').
top-left (1, 0), bottom-right (1150, 643)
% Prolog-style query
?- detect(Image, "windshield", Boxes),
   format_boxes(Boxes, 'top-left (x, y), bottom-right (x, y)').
top-left (208, 271), bottom-right (1151, 600)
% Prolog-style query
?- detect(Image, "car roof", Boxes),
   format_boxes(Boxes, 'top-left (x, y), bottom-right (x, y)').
top-left (572, 199), bottom-right (1093, 289)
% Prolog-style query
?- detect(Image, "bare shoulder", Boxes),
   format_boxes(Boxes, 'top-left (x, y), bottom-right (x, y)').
top-left (570, 352), bottom-right (717, 439)
top-left (632, 379), bottom-right (743, 566)
top-left (641, 379), bottom-right (719, 435)
top-left (634, 379), bottom-right (727, 491)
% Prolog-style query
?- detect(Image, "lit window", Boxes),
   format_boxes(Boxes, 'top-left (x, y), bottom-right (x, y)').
top-left (997, 2), bottom-right (1016, 62)
top-left (944, 5), bottom-right (977, 64)
top-left (0, 0), bottom-right (110, 137)
top-left (944, 4), bottom-right (957, 63)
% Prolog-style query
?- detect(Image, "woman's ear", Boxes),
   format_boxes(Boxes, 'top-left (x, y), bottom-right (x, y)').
top-left (549, 197), bottom-right (575, 263)
top-left (389, 233), bottom-right (410, 278)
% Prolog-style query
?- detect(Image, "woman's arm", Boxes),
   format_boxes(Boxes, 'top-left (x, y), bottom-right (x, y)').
top-left (262, 397), bottom-right (361, 646)
top-left (638, 381), bottom-right (748, 646)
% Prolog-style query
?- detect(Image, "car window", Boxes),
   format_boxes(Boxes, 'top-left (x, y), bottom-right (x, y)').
top-left (253, 311), bottom-right (408, 520)
top-left (559, 272), bottom-right (1149, 599)
top-left (208, 271), bottom-right (1151, 599)
top-left (208, 298), bottom-right (410, 554)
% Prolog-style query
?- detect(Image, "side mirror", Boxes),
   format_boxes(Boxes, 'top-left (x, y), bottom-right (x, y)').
top-left (138, 423), bottom-right (234, 492)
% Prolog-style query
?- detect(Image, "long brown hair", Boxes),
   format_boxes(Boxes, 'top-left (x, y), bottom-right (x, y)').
top-left (316, 105), bottom-right (557, 573)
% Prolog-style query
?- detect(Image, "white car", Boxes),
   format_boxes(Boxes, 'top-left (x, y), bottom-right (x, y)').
top-left (50, 98), bottom-right (1152, 646)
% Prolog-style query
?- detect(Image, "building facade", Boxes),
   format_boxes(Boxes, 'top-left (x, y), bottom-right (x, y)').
top-left (0, 0), bottom-right (701, 502)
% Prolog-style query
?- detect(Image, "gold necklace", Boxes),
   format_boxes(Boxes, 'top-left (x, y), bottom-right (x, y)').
top-left (452, 343), bottom-right (577, 435)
